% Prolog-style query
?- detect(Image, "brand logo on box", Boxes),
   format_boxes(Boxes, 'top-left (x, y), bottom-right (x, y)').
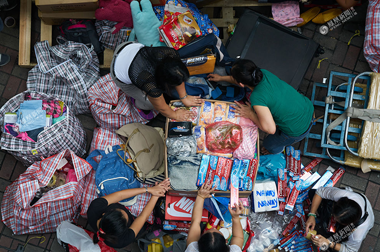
top-left (167, 197), bottom-right (194, 219)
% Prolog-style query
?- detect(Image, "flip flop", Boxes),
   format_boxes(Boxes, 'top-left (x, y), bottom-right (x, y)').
top-left (130, 97), bottom-right (155, 120)
top-left (297, 7), bottom-right (321, 27)
top-left (312, 8), bottom-right (342, 24)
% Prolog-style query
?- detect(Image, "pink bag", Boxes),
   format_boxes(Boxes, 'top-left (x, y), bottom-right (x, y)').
top-left (87, 74), bottom-right (158, 130)
top-left (1, 149), bottom-right (92, 234)
top-left (88, 127), bottom-right (154, 224)
top-left (233, 124), bottom-right (258, 160)
top-left (272, 1), bottom-right (303, 27)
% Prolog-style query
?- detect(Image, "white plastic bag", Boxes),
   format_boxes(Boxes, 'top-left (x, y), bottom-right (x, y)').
top-left (56, 221), bottom-right (101, 252)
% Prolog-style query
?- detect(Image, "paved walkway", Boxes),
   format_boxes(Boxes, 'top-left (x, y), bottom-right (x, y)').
top-left (0, 3), bottom-right (379, 252)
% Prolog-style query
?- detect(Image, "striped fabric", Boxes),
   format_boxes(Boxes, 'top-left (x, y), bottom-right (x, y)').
top-left (27, 40), bottom-right (100, 115)
top-left (95, 20), bottom-right (132, 50)
top-left (364, 0), bottom-right (380, 73)
top-left (0, 91), bottom-right (87, 166)
top-left (88, 74), bottom-right (158, 130)
top-left (1, 149), bottom-right (93, 235)
top-left (88, 127), bottom-right (154, 224)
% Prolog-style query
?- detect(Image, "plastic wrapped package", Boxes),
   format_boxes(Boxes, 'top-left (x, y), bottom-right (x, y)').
top-left (358, 73), bottom-right (380, 159)
top-left (214, 102), bottom-right (227, 122)
top-left (205, 121), bottom-right (243, 154)
top-left (225, 104), bottom-right (240, 124)
top-left (198, 101), bottom-right (214, 126)
top-left (166, 136), bottom-right (197, 157)
top-left (193, 126), bottom-right (207, 153)
top-left (345, 151), bottom-right (380, 171)
top-left (233, 125), bottom-right (258, 160)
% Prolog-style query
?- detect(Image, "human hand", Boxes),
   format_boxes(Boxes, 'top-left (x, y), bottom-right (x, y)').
top-left (311, 234), bottom-right (329, 249)
top-left (229, 200), bottom-right (244, 218)
top-left (197, 182), bottom-right (215, 199)
top-left (305, 216), bottom-right (316, 235)
top-left (232, 101), bottom-right (255, 119)
top-left (182, 95), bottom-right (203, 107)
top-left (174, 108), bottom-right (196, 121)
top-left (207, 73), bottom-right (222, 82)
top-left (148, 178), bottom-right (170, 197)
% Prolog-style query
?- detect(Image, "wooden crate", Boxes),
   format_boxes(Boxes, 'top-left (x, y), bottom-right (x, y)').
top-left (19, 0), bottom-right (113, 69)
top-left (35, 0), bottom-right (99, 13)
top-left (200, 0), bottom-right (272, 43)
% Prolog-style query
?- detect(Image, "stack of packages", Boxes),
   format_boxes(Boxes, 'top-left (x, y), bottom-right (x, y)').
top-left (157, 0), bottom-right (219, 50)
top-left (165, 100), bottom-right (259, 237)
top-left (275, 146), bottom-right (346, 251)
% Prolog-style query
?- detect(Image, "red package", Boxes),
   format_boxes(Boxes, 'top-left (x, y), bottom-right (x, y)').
top-left (165, 195), bottom-right (208, 221)
top-left (282, 212), bottom-right (301, 236)
top-left (303, 158), bottom-right (323, 173)
top-left (205, 121), bottom-right (243, 154)
top-left (204, 155), bottom-right (219, 186)
top-left (159, 11), bottom-right (202, 50)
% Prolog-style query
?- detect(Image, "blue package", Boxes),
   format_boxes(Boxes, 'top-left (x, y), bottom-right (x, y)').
top-left (229, 159), bottom-right (241, 190)
top-left (238, 159), bottom-right (250, 189)
top-left (197, 155), bottom-right (210, 186)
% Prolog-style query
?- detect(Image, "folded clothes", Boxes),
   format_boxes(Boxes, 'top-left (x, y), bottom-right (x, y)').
top-left (26, 127), bottom-right (45, 142)
top-left (168, 154), bottom-right (202, 190)
top-left (4, 123), bottom-right (19, 136)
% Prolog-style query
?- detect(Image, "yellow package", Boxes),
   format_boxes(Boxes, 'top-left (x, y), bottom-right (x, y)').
top-left (214, 102), bottom-right (227, 122)
top-left (182, 54), bottom-right (216, 76)
top-left (198, 101), bottom-right (214, 126)
top-left (225, 104), bottom-right (240, 124)
top-left (193, 126), bottom-right (207, 153)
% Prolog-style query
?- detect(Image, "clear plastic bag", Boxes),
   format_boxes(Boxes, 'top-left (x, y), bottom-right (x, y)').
top-left (166, 136), bottom-right (197, 157)
top-left (205, 121), bottom-right (243, 154)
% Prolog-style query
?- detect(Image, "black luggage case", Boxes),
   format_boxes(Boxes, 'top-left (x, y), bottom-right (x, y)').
top-left (226, 9), bottom-right (320, 90)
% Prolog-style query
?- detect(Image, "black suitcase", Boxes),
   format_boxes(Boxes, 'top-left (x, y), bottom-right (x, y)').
top-left (226, 9), bottom-right (320, 90)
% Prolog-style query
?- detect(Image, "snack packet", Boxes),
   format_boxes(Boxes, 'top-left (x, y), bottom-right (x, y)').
top-left (199, 101), bottom-right (214, 126)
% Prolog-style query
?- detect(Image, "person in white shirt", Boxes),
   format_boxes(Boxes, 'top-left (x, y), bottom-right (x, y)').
top-left (305, 187), bottom-right (374, 252)
top-left (185, 182), bottom-right (244, 252)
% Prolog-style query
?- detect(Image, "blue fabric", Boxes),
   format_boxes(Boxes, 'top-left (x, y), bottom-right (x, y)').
top-left (167, 154), bottom-right (201, 190)
top-left (204, 196), bottom-right (232, 225)
top-left (86, 145), bottom-right (141, 204)
top-left (262, 121), bottom-right (313, 154)
top-left (257, 153), bottom-right (286, 181)
top-left (171, 81), bottom-right (210, 99)
top-left (16, 100), bottom-right (46, 132)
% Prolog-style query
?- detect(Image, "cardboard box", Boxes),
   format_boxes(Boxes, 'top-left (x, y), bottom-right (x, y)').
top-left (165, 195), bottom-right (208, 221)
top-left (38, 10), bottom-right (96, 25)
top-left (165, 99), bottom-right (259, 198)
top-left (36, 0), bottom-right (99, 13)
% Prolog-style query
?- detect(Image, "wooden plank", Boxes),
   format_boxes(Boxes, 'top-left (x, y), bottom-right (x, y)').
top-left (40, 20), bottom-right (52, 45)
top-left (19, 0), bottom-right (32, 67)
top-left (100, 48), bottom-right (113, 69)
top-left (201, 0), bottom-right (272, 7)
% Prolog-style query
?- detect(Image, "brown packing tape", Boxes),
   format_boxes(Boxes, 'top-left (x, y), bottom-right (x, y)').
top-left (182, 54), bottom-right (216, 76)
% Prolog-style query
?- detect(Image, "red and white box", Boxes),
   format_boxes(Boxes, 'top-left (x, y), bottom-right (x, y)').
top-left (324, 167), bottom-right (345, 187)
top-left (303, 158), bottom-right (323, 173)
top-left (216, 158), bottom-right (233, 191)
top-left (285, 180), bottom-right (301, 211)
top-left (165, 195), bottom-right (208, 221)
top-left (244, 158), bottom-right (258, 191)
top-left (204, 155), bottom-right (219, 186)
top-left (278, 166), bottom-right (287, 198)
top-left (213, 157), bottom-right (227, 189)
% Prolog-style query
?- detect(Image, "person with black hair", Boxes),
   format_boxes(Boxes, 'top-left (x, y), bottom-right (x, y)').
top-left (209, 59), bottom-right (314, 155)
top-left (305, 187), bottom-right (374, 252)
top-left (87, 178), bottom-right (171, 248)
top-left (110, 42), bottom-right (202, 121)
top-left (185, 182), bottom-right (245, 252)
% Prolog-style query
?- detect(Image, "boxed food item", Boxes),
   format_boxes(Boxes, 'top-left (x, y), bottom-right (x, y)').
top-left (35, 0), bottom-right (98, 12)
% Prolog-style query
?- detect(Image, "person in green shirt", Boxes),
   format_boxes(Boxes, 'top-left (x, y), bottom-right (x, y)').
top-left (208, 59), bottom-right (314, 154)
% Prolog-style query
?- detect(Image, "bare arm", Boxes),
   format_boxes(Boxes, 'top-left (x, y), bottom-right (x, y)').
top-left (229, 201), bottom-right (244, 248)
top-left (186, 183), bottom-right (215, 246)
top-left (305, 192), bottom-right (322, 234)
top-left (208, 74), bottom-right (237, 85)
top-left (130, 196), bottom-right (159, 235)
top-left (233, 101), bottom-right (276, 134)
top-left (148, 95), bottom-right (195, 120)
top-left (174, 82), bottom-right (203, 107)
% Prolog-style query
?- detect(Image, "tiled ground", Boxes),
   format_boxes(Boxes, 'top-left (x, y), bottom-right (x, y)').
top-left (0, 2), bottom-right (379, 252)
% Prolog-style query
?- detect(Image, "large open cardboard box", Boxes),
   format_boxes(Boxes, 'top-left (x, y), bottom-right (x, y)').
top-left (164, 99), bottom-right (259, 198)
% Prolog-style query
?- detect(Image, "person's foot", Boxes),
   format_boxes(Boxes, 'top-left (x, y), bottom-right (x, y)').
top-left (260, 147), bottom-right (271, 155)
top-left (0, 53), bottom-right (10, 66)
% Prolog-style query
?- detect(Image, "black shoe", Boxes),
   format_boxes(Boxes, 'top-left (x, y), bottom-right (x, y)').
top-left (0, 54), bottom-right (10, 66)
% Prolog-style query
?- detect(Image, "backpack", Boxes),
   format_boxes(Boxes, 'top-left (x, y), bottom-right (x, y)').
top-left (86, 145), bottom-right (141, 206)
top-left (60, 19), bottom-right (104, 54)
top-left (116, 124), bottom-right (166, 185)
top-left (137, 229), bottom-right (187, 252)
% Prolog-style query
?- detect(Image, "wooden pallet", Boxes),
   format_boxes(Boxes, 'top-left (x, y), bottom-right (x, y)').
top-left (19, 0), bottom-right (113, 68)
top-left (200, 0), bottom-right (271, 43)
